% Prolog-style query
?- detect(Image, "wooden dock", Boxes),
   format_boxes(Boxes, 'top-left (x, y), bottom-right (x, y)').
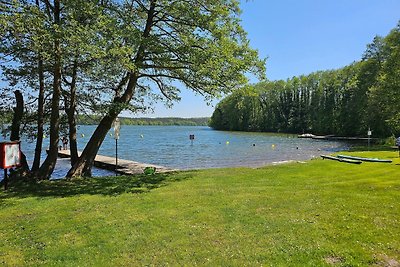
top-left (57, 150), bottom-right (177, 175)
top-left (298, 133), bottom-right (378, 142)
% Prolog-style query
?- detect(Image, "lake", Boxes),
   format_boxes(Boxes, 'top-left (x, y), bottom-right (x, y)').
top-left (1, 125), bottom-right (350, 179)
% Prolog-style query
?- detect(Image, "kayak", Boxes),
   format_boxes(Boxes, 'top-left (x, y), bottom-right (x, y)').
top-left (320, 155), bottom-right (362, 164)
top-left (337, 154), bottom-right (392, 163)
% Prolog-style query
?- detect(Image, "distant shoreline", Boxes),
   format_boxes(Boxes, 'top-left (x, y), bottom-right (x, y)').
top-left (77, 116), bottom-right (210, 126)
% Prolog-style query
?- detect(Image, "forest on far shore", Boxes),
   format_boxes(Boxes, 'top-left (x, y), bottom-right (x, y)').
top-left (0, 116), bottom-right (210, 137)
top-left (77, 116), bottom-right (209, 126)
top-left (210, 23), bottom-right (400, 138)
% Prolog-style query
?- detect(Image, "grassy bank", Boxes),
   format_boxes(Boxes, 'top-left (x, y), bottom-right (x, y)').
top-left (1, 151), bottom-right (399, 266)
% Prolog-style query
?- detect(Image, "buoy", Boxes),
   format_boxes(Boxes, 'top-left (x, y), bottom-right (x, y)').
top-left (43, 134), bottom-right (46, 138)
top-left (140, 134), bottom-right (144, 138)
top-left (271, 144), bottom-right (275, 149)
top-left (110, 133), bottom-right (112, 137)
top-left (81, 133), bottom-right (85, 138)
top-left (226, 141), bottom-right (230, 145)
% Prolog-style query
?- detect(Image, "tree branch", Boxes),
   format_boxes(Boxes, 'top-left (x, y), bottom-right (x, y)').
top-left (147, 76), bottom-right (173, 101)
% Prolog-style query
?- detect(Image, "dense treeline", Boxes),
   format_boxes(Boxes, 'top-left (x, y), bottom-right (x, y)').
top-left (1, 116), bottom-right (209, 138)
top-left (1, 115), bottom-right (209, 130)
top-left (210, 23), bottom-right (400, 138)
top-left (118, 117), bottom-right (210, 126)
top-left (76, 116), bottom-right (209, 126)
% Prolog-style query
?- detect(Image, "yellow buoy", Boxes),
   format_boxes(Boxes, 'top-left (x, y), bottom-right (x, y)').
top-left (271, 144), bottom-right (275, 149)
top-left (81, 133), bottom-right (85, 138)
top-left (226, 141), bottom-right (230, 145)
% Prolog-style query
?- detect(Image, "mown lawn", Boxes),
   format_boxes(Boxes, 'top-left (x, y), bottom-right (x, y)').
top-left (1, 151), bottom-right (399, 266)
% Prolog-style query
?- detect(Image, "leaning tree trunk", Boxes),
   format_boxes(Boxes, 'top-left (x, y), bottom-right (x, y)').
top-left (66, 0), bottom-right (156, 178)
top-left (66, 112), bottom-right (117, 177)
top-left (66, 59), bottom-right (79, 166)
top-left (37, 0), bottom-right (62, 180)
top-left (10, 90), bottom-right (30, 173)
top-left (32, 55), bottom-right (45, 172)
top-left (66, 73), bottom-right (139, 177)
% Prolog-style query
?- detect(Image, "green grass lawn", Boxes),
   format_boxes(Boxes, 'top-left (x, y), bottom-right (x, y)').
top-left (1, 150), bottom-right (399, 266)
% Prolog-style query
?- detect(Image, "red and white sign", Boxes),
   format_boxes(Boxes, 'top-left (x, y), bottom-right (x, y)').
top-left (0, 141), bottom-right (21, 169)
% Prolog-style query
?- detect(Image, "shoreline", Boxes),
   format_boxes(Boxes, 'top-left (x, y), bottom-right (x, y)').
top-left (1, 125), bottom-right (352, 179)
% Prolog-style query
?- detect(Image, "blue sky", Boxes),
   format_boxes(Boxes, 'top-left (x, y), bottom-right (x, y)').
top-left (138, 0), bottom-right (400, 118)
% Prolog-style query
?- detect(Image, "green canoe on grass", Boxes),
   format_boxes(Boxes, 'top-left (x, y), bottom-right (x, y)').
top-left (321, 155), bottom-right (362, 164)
top-left (337, 154), bottom-right (392, 163)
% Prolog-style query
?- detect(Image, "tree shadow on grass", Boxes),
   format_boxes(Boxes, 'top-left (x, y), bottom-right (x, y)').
top-left (0, 171), bottom-right (194, 199)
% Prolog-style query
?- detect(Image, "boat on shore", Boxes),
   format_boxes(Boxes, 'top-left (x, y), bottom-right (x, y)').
top-left (337, 154), bottom-right (392, 163)
top-left (298, 133), bottom-right (315, 138)
top-left (320, 155), bottom-right (362, 164)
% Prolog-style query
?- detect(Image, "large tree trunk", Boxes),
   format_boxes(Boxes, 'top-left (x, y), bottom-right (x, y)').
top-left (66, 73), bottom-right (139, 177)
top-left (37, 0), bottom-right (61, 180)
top-left (66, 113), bottom-right (117, 177)
top-left (66, 0), bottom-right (156, 178)
top-left (66, 59), bottom-right (79, 166)
top-left (10, 90), bottom-right (23, 141)
top-left (10, 90), bottom-right (30, 173)
top-left (31, 56), bottom-right (45, 172)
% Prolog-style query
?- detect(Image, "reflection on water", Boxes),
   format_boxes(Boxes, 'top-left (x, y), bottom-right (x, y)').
top-left (1, 126), bottom-right (350, 179)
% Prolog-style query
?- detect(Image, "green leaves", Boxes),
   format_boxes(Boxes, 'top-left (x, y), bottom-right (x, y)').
top-left (2, 0), bottom-right (266, 115)
top-left (210, 21), bottom-right (400, 137)
top-left (2, 0), bottom-right (267, 177)
top-left (132, 0), bottom-right (266, 103)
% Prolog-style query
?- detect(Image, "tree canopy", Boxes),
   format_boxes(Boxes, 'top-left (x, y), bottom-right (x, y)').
top-left (0, 0), bottom-right (265, 178)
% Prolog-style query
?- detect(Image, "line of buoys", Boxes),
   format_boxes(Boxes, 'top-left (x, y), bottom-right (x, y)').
top-left (219, 142), bottom-right (279, 148)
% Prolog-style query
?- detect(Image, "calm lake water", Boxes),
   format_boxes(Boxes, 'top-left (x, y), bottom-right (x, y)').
top-left (1, 125), bottom-right (350, 179)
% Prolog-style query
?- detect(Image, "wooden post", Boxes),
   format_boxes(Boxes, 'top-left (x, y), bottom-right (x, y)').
top-left (115, 138), bottom-right (118, 176)
top-left (113, 118), bottom-right (120, 176)
top-left (189, 134), bottom-right (195, 145)
top-left (367, 128), bottom-right (372, 151)
top-left (4, 169), bottom-right (8, 190)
